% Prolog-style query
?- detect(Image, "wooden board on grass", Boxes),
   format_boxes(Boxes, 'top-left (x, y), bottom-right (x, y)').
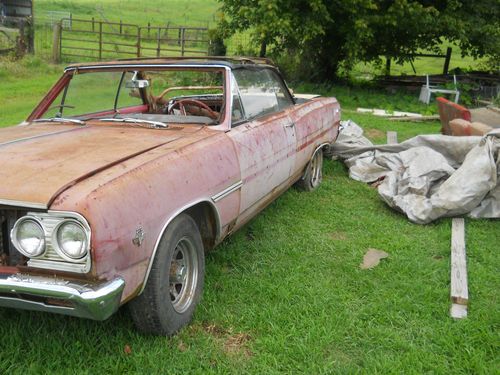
top-left (450, 218), bottom-right (468, 319)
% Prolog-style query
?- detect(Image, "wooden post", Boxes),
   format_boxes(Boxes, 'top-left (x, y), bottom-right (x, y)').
top-left (120, 20), bottom-right (123, 35)
top-left (443, 47), bottom-right (452, 75)
top-left (137, 28), bottom-right (141, 57)
top-left (156, 27), bottom-right (161, 57)
top-left (148, 22), bottom-right (151, 38)
top-left (385, 57), bottom-right (391, 76)
top-left (52, 22), bottom-right (62, 63)
top-left (450, 218), bottom-right (468, 319)
top-left (92, 17), bottom-right (95, 32)
top-left (259, 40), bottom-right (267, 57)
top-left (165, 22), bottom-right (170, 45)
top-left (181, 28), bottom-right (185, 56)
top-left (98, 22), bottom-right (103, 60)
top-left (387, 131), bottom-right (398, 144)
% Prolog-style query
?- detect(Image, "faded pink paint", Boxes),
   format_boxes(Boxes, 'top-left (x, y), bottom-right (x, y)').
top-left (0, 59), bottom-right (341, 305)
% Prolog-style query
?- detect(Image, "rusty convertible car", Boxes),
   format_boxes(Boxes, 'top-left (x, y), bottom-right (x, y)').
top-left (0, 57), bottom-right (340, 335)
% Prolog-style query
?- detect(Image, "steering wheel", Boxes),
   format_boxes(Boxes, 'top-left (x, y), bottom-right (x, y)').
top-left (167, 99), bottom-right (218, 120)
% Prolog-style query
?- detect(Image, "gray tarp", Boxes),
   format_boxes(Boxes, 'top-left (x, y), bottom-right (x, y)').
top-left (331, 121), bottom-right (500, 224)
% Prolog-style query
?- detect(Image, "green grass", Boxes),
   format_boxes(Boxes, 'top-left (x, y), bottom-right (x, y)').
top-left (350, 42), bottom-right (487, 79)
top-left (0, 160), bottom-right (498, 373)
top-left (36, 0), bottom-right (219, 27)
top-left (0, 65), bottom-right (498, 373)
top-left (31, 0), bottom-right (220, 60)
top-left (0, 57), bottom-right (62, 126)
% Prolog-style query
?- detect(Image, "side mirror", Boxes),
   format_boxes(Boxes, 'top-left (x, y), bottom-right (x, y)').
top-left (125, 71), bottom-right (149, 89)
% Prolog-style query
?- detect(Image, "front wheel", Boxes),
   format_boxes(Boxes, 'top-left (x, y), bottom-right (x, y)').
top-left (296, 149), bottom-right (323, 192)
top-left (129, 213), bottom-right (205, 336)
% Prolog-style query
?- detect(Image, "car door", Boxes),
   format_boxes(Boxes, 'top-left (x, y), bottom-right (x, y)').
top-left (227, 68), bottom-right (296, 223)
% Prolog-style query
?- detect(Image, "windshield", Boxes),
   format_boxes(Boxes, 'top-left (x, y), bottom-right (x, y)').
top-left (39, 68), bottom-right (226, 125)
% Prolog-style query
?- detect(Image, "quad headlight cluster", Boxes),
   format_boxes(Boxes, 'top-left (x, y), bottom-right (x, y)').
top-left (11, 213), bottom-right (90, 263)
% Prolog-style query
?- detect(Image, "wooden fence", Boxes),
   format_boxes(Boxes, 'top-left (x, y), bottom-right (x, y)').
top-left (55, 18), bottom-right (209, 62)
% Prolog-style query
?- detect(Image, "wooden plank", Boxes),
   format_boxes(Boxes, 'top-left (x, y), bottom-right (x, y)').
top-left (451, 218), bottom-right (468, 306)
top-left (387, 131), bottom-right (398, 144)
top-left (389, 115), bottom-right (440, 122)
top-left (450, 303), bottom-right (467, 319)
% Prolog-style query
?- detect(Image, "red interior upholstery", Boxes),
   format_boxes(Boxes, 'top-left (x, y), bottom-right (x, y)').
top-left (436, 97), bottom-right (471, 135)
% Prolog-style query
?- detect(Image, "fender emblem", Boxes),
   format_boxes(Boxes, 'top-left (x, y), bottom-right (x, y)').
top-left (132, 228), bottom-right (145, 247)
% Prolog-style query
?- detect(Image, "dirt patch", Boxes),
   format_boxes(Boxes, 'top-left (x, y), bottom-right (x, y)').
top-left (329, 231), bottom-right (348, 241)
top-left (365, 128), bottom-right (385, 140)
top-left (202, 322), bottom-right (228, 337)
top-left (201, 322), bottom-right (253, 358)
top-left (223, 333), bottom-right (253, 358)
top-left (177, 340), bottom-right (188, 352)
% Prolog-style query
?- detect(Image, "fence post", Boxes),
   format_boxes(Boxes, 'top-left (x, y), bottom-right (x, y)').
top-left (120, 20), bottom-right (123, 35)
top-left (443, 47), bottom-right (452, 75)
top-left (165, 22), bottom-right (170, 44)
top-left (148, 22), bottom-right (151, 37)
top-left (52, 22), bottom-right (62, 63)
top-left (92, 17), bottom-right (95, 32)
top-left (157, 27), bottom-right (161, 57)
top-left (99, 21), bottom-right (103, 60)
top-left (137, 28), bottom-right (141, 57)
top-left (181, 28), bottom-right (185, 56)
top-left (385, 57), bottom-right (391, 76)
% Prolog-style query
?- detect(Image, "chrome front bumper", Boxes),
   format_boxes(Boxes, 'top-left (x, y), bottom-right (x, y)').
top-left (0, 273), bottom-right (125, 321)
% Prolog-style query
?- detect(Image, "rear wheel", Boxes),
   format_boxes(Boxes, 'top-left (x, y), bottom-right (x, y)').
top-left (129, 213), bottom-right (205, 336)
top-left (296, 149), bottom-right (323, 192)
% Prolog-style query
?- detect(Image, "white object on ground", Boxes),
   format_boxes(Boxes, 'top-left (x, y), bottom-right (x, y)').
top-left (332, 121), bottom-right (500, 223)
top-left (357, 108), bottom-right (422, 117)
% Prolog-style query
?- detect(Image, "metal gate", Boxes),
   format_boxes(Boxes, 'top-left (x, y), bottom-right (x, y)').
top-left (59, 18), bottom-right (209, 61)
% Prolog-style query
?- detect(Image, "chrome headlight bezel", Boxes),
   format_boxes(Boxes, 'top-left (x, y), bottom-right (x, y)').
top-left (9, 211), bottom-right (92, 273)
top-left (11, 216), bottom-right (47, 258)
top-left (52, 219), bottom-right (89, 261)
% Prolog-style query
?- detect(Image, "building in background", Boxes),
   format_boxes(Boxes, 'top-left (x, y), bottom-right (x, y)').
top-left (0, 0), bottom-right (34, 54)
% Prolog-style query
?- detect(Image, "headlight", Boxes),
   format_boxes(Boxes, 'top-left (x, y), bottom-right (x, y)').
top-left (11, 218), bottom-right (46, 257)
top-left (54, 220), bottom-right (89, 260)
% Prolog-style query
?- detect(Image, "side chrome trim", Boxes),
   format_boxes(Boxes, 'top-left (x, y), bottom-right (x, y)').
top-left (0, 274), bottom-right (125, 321)
top-left (0, 199), bottom-right (47, 210)
top-left (138, 199), bottom-right (222, 295)
top-left (211, 181), bottom-right (243, 203)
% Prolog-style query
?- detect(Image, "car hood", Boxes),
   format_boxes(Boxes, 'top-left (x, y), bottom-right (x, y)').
top-left (0, 123), bottom-right (203, 208)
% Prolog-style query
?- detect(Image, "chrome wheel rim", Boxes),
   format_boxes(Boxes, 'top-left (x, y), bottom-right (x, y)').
top-left (310, 151), bottom-right (323, 186)
top-left (169, 237), bottom-right (198, 313)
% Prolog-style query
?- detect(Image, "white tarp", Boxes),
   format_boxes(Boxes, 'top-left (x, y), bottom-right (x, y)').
top-left (331, 121), bottom-right (500, 224)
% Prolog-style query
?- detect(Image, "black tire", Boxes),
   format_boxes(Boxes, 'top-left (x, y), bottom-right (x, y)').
top-left (296, 149), bottom-right (323, 192)
top-left (129, 213), bottom-right (205, 336)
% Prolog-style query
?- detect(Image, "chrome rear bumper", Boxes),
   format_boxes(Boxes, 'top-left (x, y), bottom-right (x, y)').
top-left (0, 273), bottom-right (125, 321)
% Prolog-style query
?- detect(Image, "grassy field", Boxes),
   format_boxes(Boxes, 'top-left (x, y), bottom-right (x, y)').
top-left (30, 0), bottom-right (487, 74)
top-left (0, 59), bottom-right (498, 373)
top-left (36, 0), bottom-right (219, 27)
top-left (350, 43), bottom-right (488, 79)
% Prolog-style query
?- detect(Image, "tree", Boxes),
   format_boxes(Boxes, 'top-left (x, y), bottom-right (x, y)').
top-left (218, 0), bottom-right (500, 81)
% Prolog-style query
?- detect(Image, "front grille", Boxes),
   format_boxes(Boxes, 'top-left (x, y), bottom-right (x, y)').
top-left (0, 208), bottom-right (29, 266)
